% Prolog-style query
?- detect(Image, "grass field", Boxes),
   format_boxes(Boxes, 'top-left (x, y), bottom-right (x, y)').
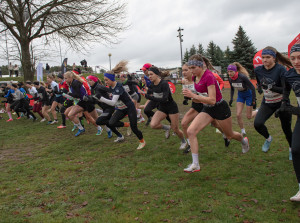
top-left (0, 84), bottom-right (300, 223)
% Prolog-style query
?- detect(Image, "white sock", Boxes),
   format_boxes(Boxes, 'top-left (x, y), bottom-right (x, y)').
top-left (192, 153), bottom-right (199, 165)
top-left (187, 139), bottom-right (190, 145)
top-left (97, 126), bottom-right (102, 131)
top-left (105, 126), bottom-right (110, 132)
top-left (289, 147), bottom-right (292, 152)
top-left (77, 123), bottom-right (84, 130)
top-left (162, 125), bottom-right (171, 130)
top-left (267, 135), bottom-right (272, 142)
top-left (241, 128), bottom-right (246, 133)
top-left (222, 133), bottom-right (227, 139)
top-left (137, 109), bottom-right (141, 117)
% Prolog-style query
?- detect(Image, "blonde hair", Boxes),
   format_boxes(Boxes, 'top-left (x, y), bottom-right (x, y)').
top-left (231, 62), bottom-right (249, 77)
top-left (64, 71), bottom-right (83, 83)
top-left (107, 60), bottom-right (128, 75)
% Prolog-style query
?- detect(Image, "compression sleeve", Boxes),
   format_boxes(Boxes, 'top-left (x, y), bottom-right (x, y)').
top-left (99, 94), bottom-right (120, 106)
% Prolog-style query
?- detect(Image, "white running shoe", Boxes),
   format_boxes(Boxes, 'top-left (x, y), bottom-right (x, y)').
top-left (242, 137), bottom-right (250, 154)
top-left (137, 141), bottom-right (146, 150)
top-left (137, 117), bottom-right (145, 124)
top-left (127, 127), bottom-right (132, 136)
top-left (184, 163), bottom-right (200, 173)
top-left (114, 135), bottom-right (125, 143)
top-left (50, 120), bottom-right (58, 125)
top-left (290, 191), bottom-right (300, 202)
top-left (179, 141), bottom-right (187, 150)
top-left (165, 129), bottom-right (170, 139)
top-left (40, 118), bottom-right (46, 122)
top-left (241, 130), bottom-right (246, 136)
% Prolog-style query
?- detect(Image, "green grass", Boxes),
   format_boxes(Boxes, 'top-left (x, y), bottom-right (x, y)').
top-left (0, 87), bottom-right (299, 222)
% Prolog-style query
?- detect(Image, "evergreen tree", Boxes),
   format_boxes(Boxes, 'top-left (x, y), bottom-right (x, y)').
top-left (183, 49), bottom-right (189, 63)
top-left (231, 25), bottom-right (256, 76)
top-left (206, 41), bottom-right (223, 67)
top-left (197, 43), bottom-right (205, 56)
top-left (222, 46), bottom-right (233, 73)
top-left (189, 44), bottom-right (197, 56)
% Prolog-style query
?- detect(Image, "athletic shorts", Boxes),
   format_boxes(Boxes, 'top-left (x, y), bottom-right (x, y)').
top-left (191, 102), bottom-right (203, 113)
top-left (54, 96), bottom-right (65, 104)
top-left (77, 100), bottom-right (95, 113)
top-left (64, 99), bottom-right (74, 108)
top-left (42, 101), bottom-right (51, 107)
top-left (33, 101), bottom-right (42, 112)
top-left (137, 94), bottom-right (141, 103)
top-left (158, 101), bottom-right (179, 115)
top-left (131, 93), bottom-right (139, 102)
top-left (237, 89), bottom-right (253, 106)
top-left (202, 99), bottom-right (231, 120)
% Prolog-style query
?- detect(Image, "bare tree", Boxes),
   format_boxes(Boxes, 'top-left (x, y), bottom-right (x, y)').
top-left (0, 0), bottom-right (128, 81)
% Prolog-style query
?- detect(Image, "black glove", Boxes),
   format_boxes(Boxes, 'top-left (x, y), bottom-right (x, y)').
top-left (257, 85), bottom-right (263, 95)
top-left (145, 94), bottom-right (151, 100)
top-left (183, 96), bottom-right (190, 105)
top-left (229, 99), bottom-right (233, 107)
top-left (252, 100), bottom-right (257, 110)
top-left (83, 95), bottom-right (89, 102)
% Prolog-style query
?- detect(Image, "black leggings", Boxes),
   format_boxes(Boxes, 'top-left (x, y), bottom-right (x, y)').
top-left (292, 117), bottom-right (300, 183)
top-left (109, 104), bottom-right (143, 140)
top-left (96, 108), bottom-right (122, 137)
top-left (144, 100), bottom-right (171, 123)
top-left (11, 99), bottom-right (36, 119)
top-left (254, 102), bottom-right (292, 147)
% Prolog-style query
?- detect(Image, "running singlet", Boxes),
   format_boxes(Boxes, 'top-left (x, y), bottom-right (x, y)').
top-left (182, 79), bottom-right (197, 94)
top-left (193, 69), bottom-right (223, 103)
top-left (229, 73), bottom-right (256, 100)
top-left (146, 80), bottom-right (174, 104)
top-left (283, 68), bottom-right (300, 107)
top-left (255, 63), bottom-right (286, 103)
top-left (110, 82), bottom-right (132, 110)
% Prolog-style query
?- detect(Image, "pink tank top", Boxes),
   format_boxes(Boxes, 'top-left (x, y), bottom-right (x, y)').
top-left (193, 69), bottom-right (223, 103)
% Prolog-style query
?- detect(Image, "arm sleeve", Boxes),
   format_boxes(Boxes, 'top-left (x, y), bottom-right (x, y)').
top-left (270, 85), bottom-right (283, 94)
top-left (241, 75), bottom-right (256, 101)
top-left (281, 76), bottom-right (291, 104)
top-left (99, 94), bottom-right (120, 106)
top-left (230, 81), bottom-right (234, 101)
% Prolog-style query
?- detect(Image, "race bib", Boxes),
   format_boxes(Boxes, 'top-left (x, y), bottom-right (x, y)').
top-left (232, 83), bottom-right (244, 91)
top-left (153, 92), bottom-right (163, 98)
top-left (116, 100), bottom-right (127, 110)
top-left (263, 89), bottom-right (282, 103)
top-left (182, 84), bottom-right (197, 93)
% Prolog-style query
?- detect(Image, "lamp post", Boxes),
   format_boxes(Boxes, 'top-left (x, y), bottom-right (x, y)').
top-left (108, 53), bottom-right (112, 70)
top-left (177, 27), bottom-right (184, 77)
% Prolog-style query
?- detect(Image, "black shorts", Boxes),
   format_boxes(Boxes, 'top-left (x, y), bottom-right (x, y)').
top-left (42, 101), bottom-right (50, 107)
top-left (64, 99), bottom-right (74, 108)
top-left (77, 100), bottom-right (95, 113)
top-left (54, 96), bottom-right (65, 104)
top-left (191, 102), bottom-right (203, 113)
top-left (202, 99), bottom-right (231, 120)
top-left (158, 101), bottom-right (179, 115)
top-left (137, 94), bottom-right (141, 103)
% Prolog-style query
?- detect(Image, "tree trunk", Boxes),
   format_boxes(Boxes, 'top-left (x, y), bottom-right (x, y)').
top-left (20, 41), bottom-right (34, 81)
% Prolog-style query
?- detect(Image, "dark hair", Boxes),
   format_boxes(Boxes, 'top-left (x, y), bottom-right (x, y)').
top-left (263, 46), bottom-right (293, 68)
top-left (26, 80), bottom-right (32, 85)
top-left (33, 81), bottom-right (40, 86)
top-left (230, 62), bottom-right (249, 77)
top-left (148, 66), bottom-right (170, 78)
top-left (12, 84), bottom-right (18, 88)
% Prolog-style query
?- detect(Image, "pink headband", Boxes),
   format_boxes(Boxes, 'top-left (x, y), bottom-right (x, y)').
top-left (87, 75), bottom-right (98, 83)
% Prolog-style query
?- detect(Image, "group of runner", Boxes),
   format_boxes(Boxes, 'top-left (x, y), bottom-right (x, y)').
top-left (1, 43), bottom-right (300, 202)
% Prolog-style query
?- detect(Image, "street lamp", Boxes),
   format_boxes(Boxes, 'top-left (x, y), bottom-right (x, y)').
top-left (177, 27), bottom-right (184, 77)
top-left (108, 53), bottom-right (112, 70)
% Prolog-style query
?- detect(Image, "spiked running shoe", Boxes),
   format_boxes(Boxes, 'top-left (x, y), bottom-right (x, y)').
top-left (242, 137), bottom-right (250, 154)
top-left (96, 127), bottom-right (103, 136)
top-left (71, 125), bottom-right (77, 132)
top-left (137, 141), bottom-right (146, 150)
top-left (179, 141), bottom-right (187, 150)
top-left (262, 136), bottom-right (272, 153)
top-left (224, 138), bottom-right (230, 147)
top-left (57, 125), bottom-right (66, 129)
top-left (184, 163), bottom-right (200, 173)
top-left (114, 135), bottom-right (125, 143)
top-left (183, 145), bottom-right (191, 154)
top-left (165, 129), bottom-right (170, 139)
top-left (290, 191), bottom-right (300, 202)
top-left (107, 129), bottom-right (113, 138)
top-left (75, 128), bottom-right (85, 137)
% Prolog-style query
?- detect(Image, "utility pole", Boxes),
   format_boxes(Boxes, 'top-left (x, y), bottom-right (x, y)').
top-left (177, 27), bottom-right (184, 77)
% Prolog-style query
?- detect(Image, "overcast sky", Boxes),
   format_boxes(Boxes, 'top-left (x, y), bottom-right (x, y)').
top-left (3, 0), bottom-right (300, 72)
